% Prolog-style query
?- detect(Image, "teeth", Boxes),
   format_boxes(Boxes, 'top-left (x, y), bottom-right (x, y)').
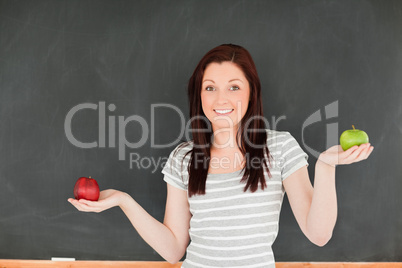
top-left (215, 109), bottom-right (233, 114)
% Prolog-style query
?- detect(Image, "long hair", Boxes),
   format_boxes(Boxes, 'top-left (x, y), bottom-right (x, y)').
top-left (179, 44), bottom-right (272, 197)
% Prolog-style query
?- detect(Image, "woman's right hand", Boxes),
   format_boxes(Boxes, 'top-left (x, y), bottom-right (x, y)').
top-left (68, 184), bottom-right (190, 263)
top-left (68, 189), bottom-right (126, 213)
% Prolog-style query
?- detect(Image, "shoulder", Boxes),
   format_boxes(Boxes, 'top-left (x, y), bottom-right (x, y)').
top-left (171, 140), bottom-right (193, 159)
top-left (162, 140), bottom-right (193, 189)
top-left (168, 140), bottom-right (193, 171)
top-left (265, 129), bottom-right (306, 158)
top-left (265, 128), bottom-right (289, 138)
top-left (265, 129), bottom-right (292, 146)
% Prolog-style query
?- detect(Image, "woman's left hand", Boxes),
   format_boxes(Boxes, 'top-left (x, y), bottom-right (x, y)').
top-left (318, 143), bottom-right (374, 167)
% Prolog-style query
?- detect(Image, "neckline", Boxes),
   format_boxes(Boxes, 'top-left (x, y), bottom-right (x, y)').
top-left (207, 168), bottom-right (244, 176)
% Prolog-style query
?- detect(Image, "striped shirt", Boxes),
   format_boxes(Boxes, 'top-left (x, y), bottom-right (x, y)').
top-left (162, 129), bottom-right (309, 268)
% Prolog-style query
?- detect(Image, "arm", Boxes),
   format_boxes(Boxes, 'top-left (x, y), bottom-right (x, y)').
top-left (120, 184), bottom-right (191, 263)
top-left (282, 163), bottom-right (336, 246)
top-left (283, 143), bottom-right (374, 246)
top-left (68, 184), bottom-right (191, 264)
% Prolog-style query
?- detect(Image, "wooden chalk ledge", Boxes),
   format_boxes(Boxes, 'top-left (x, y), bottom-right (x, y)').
top-left (0, 260), bottom-right (402, 268)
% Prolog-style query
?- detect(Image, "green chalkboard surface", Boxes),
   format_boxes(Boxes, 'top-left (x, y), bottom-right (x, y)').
top-left (0, 0), bottom-right (401, 262)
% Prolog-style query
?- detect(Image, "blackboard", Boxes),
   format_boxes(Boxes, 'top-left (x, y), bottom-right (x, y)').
top-left (0, 0), bottom-right (401, 262)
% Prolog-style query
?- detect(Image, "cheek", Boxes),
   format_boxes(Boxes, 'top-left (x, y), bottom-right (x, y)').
top-left (200, 94), bottom-right (211, 113)
top-left (240, 91), bottom-right (250, 112)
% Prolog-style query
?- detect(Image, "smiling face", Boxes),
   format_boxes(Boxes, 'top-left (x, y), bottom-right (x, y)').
top-left (201, 61), bottom-right (250, 132)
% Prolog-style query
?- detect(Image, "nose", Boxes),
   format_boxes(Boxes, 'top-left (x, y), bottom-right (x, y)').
top-left (215, 89), bottom-right (229, 105)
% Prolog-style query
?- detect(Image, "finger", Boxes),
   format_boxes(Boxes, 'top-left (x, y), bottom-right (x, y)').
top-left (78, 199), bottom-right (106, 213)
top-left (342, 145), bottom-right (365, 162)
top-left (68, 198), bottom-right (81, 207)
top-left (68, 198), bottom-right (98, 212)
top-left (340, 145), bottom-right (359, 159)
top-left (68, 199), bottom-right (89, 212)
top-left (78, 199), bottom-right (95, 206)
top-left (69, 198), bottom-right (91, 206)
top-left (356, 143), bottom-right (372, 158)
top-left (345, 143), bottom-right (371, 162)
top-left (345, 145), bottom-right (359, 154)
top-left (78, 202), bottom-right (99, 212)
top-left (357, 145), bottom-right (374, 161)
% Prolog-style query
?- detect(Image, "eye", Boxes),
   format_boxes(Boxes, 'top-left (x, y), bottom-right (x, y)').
top-left (230, 86), bottom-right (240, 91)
top-left (205, 86), bottom-right (215, 91)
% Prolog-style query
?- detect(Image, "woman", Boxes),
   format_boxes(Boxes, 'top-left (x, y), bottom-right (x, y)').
top-left (68, 44), bottom-right (374, 267)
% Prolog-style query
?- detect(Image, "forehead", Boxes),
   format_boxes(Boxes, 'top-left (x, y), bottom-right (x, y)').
top-left (203, 61), bottom-right (246, 80)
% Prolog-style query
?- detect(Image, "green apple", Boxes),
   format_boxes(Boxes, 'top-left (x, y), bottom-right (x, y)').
top-left (340, 125), bottom-right (369, 151)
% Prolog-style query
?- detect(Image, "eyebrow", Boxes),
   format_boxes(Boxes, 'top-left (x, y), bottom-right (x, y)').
top-left (202, 79), bottom-right (244, 84)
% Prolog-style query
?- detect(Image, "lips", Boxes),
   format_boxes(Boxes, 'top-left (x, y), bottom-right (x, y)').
top-left (214, 109), bottom-right (234, 115)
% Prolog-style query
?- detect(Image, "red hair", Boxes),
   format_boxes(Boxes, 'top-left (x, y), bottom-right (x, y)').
top-left (179, 44), bottom-right (272, 197)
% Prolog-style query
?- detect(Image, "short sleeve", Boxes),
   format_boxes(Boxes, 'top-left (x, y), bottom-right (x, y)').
top-left (280, 132), bottom-right (309, 181)
top-left (161, 145), bottom-right (188, 191)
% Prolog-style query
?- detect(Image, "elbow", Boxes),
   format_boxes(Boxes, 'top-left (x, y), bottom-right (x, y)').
top-left (310, 232), bottom-right (332, 247)
top-left (166, 256), bottom-right (180, 265)
top-left (166, 259), bottom-right (179, 265)
top-left (305, 222), bottom-right (335, 247)
top-left (166, 256), bottom-right (182, 265)
top-left (165, 248), bottom-right (186, 264)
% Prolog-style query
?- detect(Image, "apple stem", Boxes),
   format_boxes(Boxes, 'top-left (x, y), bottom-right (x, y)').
top-left (352, 125), bottom-right (355, 130)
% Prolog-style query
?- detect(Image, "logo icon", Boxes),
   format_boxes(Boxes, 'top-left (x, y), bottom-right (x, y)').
top-left (301, 101), bottom-right (339, 158)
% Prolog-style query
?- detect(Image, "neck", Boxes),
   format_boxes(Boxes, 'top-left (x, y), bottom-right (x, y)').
top-left (211, 126), bottom-right (240, 151)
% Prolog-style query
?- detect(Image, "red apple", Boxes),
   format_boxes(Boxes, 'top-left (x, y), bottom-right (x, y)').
top-left (73, 176), bottom-right (100, 201)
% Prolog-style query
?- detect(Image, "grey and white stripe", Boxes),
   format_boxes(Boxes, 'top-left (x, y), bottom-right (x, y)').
top-left (162, 129), bottom-right (309, 267)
